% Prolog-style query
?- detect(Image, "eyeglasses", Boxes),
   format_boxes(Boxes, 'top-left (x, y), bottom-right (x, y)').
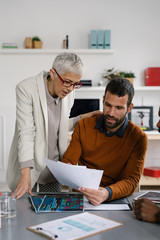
top-left (53, 68), bottom-right (82, 89)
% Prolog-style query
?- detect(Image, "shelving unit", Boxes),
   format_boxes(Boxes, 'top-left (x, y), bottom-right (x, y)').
top-left (146, 131), bottom-right (160, 140)
top-left (135, 86), bottom-right (160, 91)
top-left (76, 86), bottom-right (160, 91)
top-left (0, 48), bottom-right (115, 55)
top-left (140, 175), bottom-right (160, 190)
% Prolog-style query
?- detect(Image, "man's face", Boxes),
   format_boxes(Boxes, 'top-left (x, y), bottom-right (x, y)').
top-left (50, 69), bottom-right (82, 98)
top-left (103, 91), bottom-right (133, 132)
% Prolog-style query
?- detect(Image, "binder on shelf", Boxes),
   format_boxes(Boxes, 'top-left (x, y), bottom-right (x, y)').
top-left (145, 67), bottom-right (160, 86)
top-left (90, 30), bottom-right (97, 49)
top-left (97, 30), bottom-right (104, 49)
top-left (104, 30), bottom-right (111, 49)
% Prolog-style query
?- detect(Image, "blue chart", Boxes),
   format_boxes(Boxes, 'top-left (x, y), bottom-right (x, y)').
top-left (63, 219), bottom-right (95, 232)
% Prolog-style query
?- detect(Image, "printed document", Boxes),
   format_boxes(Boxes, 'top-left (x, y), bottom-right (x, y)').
top-left (27, 212), bottom-right (122, 240)
top-left (46, 159), bottom-right (103, 190)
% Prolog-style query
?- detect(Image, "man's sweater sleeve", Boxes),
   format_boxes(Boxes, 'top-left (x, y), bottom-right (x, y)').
top-left (108, 134), bottom-right (148, 200)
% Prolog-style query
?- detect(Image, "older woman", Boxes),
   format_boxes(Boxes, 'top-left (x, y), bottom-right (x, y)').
top-left (7, 52), bottom-right (100, 199)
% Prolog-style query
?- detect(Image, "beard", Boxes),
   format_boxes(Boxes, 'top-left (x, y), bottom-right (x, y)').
top-left (103, 113), bottom-right (127, 130)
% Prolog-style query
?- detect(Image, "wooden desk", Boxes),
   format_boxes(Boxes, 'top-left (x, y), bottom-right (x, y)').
top-left (0, 192), bottom-right (160, 240)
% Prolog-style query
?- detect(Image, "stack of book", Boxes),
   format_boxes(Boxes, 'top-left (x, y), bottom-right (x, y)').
top-left (143, 167), bottom-right (160, 178)
top-left (2, 43), bottom-right (18, 48)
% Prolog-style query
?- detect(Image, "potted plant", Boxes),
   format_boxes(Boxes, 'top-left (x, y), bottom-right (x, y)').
top-left (32, 36), bottom-right (43, 49)
top-left (102, 68), bottom-right (135, 84)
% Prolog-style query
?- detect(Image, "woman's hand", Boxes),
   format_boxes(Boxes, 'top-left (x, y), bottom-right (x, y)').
top-left (80, 110), bottom-right (102, 119)
top-left (13, 168), bottom-right (33, 199)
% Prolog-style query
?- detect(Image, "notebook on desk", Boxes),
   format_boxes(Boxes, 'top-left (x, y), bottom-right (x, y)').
top-left (84, 197), bottom-right (132, 211)
top-left (30, 193), bottom-right (84, 213)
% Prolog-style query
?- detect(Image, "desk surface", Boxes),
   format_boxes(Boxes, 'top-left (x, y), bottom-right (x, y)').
top-left (0, 192), bottom-right (160, 240)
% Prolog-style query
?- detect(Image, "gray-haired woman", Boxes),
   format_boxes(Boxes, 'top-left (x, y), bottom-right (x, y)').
top-left (7, 52), bottom-right (100, 199)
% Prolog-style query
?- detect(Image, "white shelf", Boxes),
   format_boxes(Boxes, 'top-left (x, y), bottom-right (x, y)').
top-left (140, 175), bottom-right (160, 186)
top-left (145, 131), bottom-right (160, 140)
top-left (0, 48), bottom-right (114, 55)
top-left (76, 86), bottom-right (160, 92)
top-left (135, 86), bottom-right (160, 91)
top-left (146, 131), bottom-right (160, 135)
top-left (75, 86), bottom-right (105, 92)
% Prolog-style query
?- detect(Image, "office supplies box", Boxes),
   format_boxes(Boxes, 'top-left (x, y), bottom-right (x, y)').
top-left (143, 167), bottom-right (160, 177)
top-left (30, 193), bottom-right (84, 213)
top-left (104, 30), bottom-right (111, 49)
top-left (145, 67), bottom-right (160, 86)
top-left (97, 30), bottom-right (104, 49)
top-left (90, 30), bottom-right (97, 49)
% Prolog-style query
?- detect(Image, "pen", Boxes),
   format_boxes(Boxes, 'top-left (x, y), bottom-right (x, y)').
top-left (36, 227), bottom-right (58, 239)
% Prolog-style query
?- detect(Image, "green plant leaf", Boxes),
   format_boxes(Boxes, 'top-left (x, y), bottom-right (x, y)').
top-left (32, 36), bottom-right (41, 41)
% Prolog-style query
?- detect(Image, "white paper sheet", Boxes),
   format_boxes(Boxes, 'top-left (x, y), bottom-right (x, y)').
top-left (46, 159), bottom-right (103, 190)
top-left (84, 201), bottom-right (130, 210)
top-left (28, 212), bottom-right (122, 240)
top-left (83, 196), bottom-right (130, 211)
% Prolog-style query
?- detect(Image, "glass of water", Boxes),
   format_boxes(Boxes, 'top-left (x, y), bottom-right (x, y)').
top-left (0, 192), bottom-right (17, 218)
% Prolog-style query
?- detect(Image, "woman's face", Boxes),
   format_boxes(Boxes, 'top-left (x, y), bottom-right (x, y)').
top-left (50, 69), bottom-right (82, 98)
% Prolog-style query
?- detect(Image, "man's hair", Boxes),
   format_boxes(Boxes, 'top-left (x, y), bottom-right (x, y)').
top-left (52, 52), bottom-right (84, 76)
top-left (104, 78), bottom-right (135, 107)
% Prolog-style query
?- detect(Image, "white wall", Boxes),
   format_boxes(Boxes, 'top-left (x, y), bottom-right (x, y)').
top-left (0, 0), bottom-right (160, 87)
top-left (0, 0), bottom-right (160, 181)
top-left (0, 0), bottom-right (160, 102)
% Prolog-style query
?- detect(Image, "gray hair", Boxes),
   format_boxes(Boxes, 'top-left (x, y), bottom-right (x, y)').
top-left (52, 52), bottom-right (84, 76)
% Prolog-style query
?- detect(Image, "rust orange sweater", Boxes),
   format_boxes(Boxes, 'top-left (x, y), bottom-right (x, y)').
top-left (62, 116), bottom-right (148, 200)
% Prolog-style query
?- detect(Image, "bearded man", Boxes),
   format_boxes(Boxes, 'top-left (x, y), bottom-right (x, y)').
top-left (62, 78), bottom-right (148, 205)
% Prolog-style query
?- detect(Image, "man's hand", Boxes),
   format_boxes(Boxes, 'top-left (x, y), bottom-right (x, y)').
top-left (78, 187), bottom-right (109, 206)
top-left (13, 167), bottom-right (33, 199)
top-left (80, 110), bottom-right (102, 120)
top-left (134, 198), bottom-right (160, 222)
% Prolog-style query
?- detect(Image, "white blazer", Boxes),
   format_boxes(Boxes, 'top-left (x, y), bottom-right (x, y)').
top-left (6, 71), bottom-right (75, 191)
